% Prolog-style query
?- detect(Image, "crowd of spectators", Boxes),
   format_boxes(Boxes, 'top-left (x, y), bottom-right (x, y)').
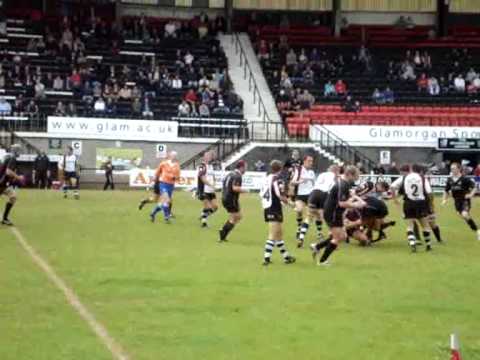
top-left (258, 36), bottom-right (480, 114)
top-left (0, 12), bottom-right (243, 120)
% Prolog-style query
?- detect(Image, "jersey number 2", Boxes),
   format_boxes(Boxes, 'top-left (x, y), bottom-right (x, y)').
top-left (411, 184), bottom-right (419, 197)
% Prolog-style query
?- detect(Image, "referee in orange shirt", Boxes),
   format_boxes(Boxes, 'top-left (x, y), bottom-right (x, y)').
top-left (150, 151), bottom-right (180, 223)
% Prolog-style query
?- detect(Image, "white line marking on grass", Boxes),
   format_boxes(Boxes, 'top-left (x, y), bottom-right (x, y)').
top-left (10, 227), bottom-right (130, 360)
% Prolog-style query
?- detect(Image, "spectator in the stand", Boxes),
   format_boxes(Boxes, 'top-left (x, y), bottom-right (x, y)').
top-left (34, 79), bottom-right (46, 99)
top-left (277, 89), bottom-right (291, 111)
top-left (199, 102), bottom-right (210, 117)
top-left (298, 48), bottom-right (308, 64)
top-left (335, 79), bottom-right (347, 96)
top-left (26, 100), bottom-right (39, 117)
top-left (417, 73), bottom-right (428, 93)
top-left (131, 85), bottom-right (141, 99)
top-left (303, 66), bottom-right (314, 85)
top-left (324, 81), bottom-right (336, 97)
top-left (45, 72), bottom-right (54, 89)
top-left (372, 88), bottom-right (385, 104)
top-left (342, 95), bottom-right (355, 112)
top-left (54, 101), bottom-right (67, 116)
top-left (401, 61), bottom-right (416, 81)
top-left (199, 74), bottom-right (210, 88)
top-left (0, 97), bottom-right (12, 116)
top-left (286, 49), bottom-right (297, 66)
top-left (473, 76), bottom-right (480, 91)
top-left (258, 39), bottom-right (269, 61)
top-left (53, 75), bottom-right (64, 91)
top-left (184, 51), bottom-right (194, 66)
top-left (164, 21), bottom-right (177, 38)
top-left (428, 76), bottom-right (440, 96)
top-left (67, 102), bottom-right (77, 117)
top-left (69, 69), bottom-right (82, 92)
top-left (384, 87), bottom-right (394, 104)
top-left (213, 90), bottom-right (230, 114)
top-left (94, 97), bottom-right (106, 113)
top-left (178, 100), bottom-right (190, 116)
top-left (466, 68), bottom-right (477, 83)
top-left (184, 88), bottom-right (198, 109)
top-left (13, 95), bottom-right (25, 116)
top-left (186, 67), bottom-right (198, 88)
top-left (119, 84), bottom-right (131, 99)
top-left (297, 89), bottom-right (315, 110)
top-left (132, 97), bottom-right (142, 117)
top-left (105, 98), bottom-right (117, 116)
top-left (454, 74), bottom-right (466, 92)
top-left (142, 97), bottom-right (154, 118)
top-left (171, 74), bottom-right (183, 89)
top-left (93, 82), bottom-right (103, 98)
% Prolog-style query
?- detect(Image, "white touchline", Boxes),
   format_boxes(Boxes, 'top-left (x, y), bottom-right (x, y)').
top-left (10, 227), bottom-right (130, 360)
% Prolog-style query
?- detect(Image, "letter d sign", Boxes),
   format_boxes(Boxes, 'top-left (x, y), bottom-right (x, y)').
top-left (156, 144), bottom-right (167, 159)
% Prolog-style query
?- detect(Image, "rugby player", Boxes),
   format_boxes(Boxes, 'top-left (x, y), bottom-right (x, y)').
top-left (442, 162), bottom-right (480, 240)
top-left (290, 154), bottom-right (315, 247)
top-left (311, 165), bottom-right (366, 265)
top-left (0, 144), bottom-right (23, 226)
top-left (260, 160), bottom-right (296, 265)
top-left (58, 146), bottom-right (80, 199)
top-left (391, 164), bottom-right (434, 252)
top-left (219, 160), bottom-right (247, 242)
top-left (197, 151), bottom-right (217, 228)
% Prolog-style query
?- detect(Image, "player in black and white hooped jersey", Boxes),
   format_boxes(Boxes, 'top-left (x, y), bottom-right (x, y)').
top-left (197, 151), bottom-right (218, 228)
top-left (310, 166), bottom-right (366, 266)
top-left (290, 154), bottom-right (316, 248)
top-left (391, 164), bottom-right (434, 252)
top-left (58, 146), bottom-right (80, 199)
top-left (260, 160), bottom-right (296, 266)
top-left (442, 162), bottom-right (480, 240)
top-left (305, 164), bottom-right (340, 245)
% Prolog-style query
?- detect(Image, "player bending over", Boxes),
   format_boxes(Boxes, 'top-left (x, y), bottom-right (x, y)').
top-left (149, 151), bottom-right (180, 223)
top-left (197, 151), bottom-right (218, 228)
top-left (307, 165), bottom-right (340, 243)
top-left (290, 155), bottom-right (315, 247)
top-left (260, 160), bottom-right (296, 265)
top-left (219, 160), bottom-right (247, 242)
top-left (59, 146), bottom-right (80, 199)
top-left (391, 164), bottom-right (434, 252)
top-left (310, 165), bottom-right (366, 266)
top-left (442, 162), bottom-right (480, 240)
top-left (0, 145), bottom-right (23, 226)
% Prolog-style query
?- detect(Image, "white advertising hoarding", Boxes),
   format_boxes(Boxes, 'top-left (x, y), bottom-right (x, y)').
top-left (48, 116), bottom-right (178, 142)
top-left (311, 125), bottom-right (480, 147)
top-left (130, 169), bottom-right (267, 190)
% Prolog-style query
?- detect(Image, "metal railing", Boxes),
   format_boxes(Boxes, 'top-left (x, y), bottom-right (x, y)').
top-left (311, 125), bottom-right (377, 172)
top-left (231, 33), bottom-right (272, 123)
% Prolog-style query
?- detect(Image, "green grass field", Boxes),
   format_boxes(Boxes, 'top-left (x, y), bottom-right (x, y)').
top-left (1, 190), bottom-right (480, 360)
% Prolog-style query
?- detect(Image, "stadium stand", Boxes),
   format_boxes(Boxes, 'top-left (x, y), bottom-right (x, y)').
top-left (0, 13), bottom-right (244, 137)
top-left (251, 23), bottom-right (480, 138)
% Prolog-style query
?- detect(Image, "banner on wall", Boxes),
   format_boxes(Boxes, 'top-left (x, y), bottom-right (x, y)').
top-left (129, 169), bottom-right (267, 190)
top-left (48, 116), bottom-right (178, 142)
top-left (96, 148), bottom-right (143, 174)
top-left (129, 171), bottom-right (466, 193)
top-left (311, 125), bottom-right (480, 148)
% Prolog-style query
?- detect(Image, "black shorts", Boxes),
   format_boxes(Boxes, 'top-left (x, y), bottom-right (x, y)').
top-left (64, 171), bottom-right (77, 180)
top-left (198, 192), bottom-right (216, 201)
top-left (222, 198), bottom-right (240, 213)
top-left (362, 201), bottom-right (388, 219)
top-left (324, 209), bottom-right (344, 228)
top-left (308, 190), bottom-right (328, 210)
top-left (264, 208), bottom-right (283, 223)
top-left (403, 199), bottom-right (429, 219)
top-left (454, 198), bottom-right (471, 214)
top-left (295, 194), bottom-right (310, 203)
